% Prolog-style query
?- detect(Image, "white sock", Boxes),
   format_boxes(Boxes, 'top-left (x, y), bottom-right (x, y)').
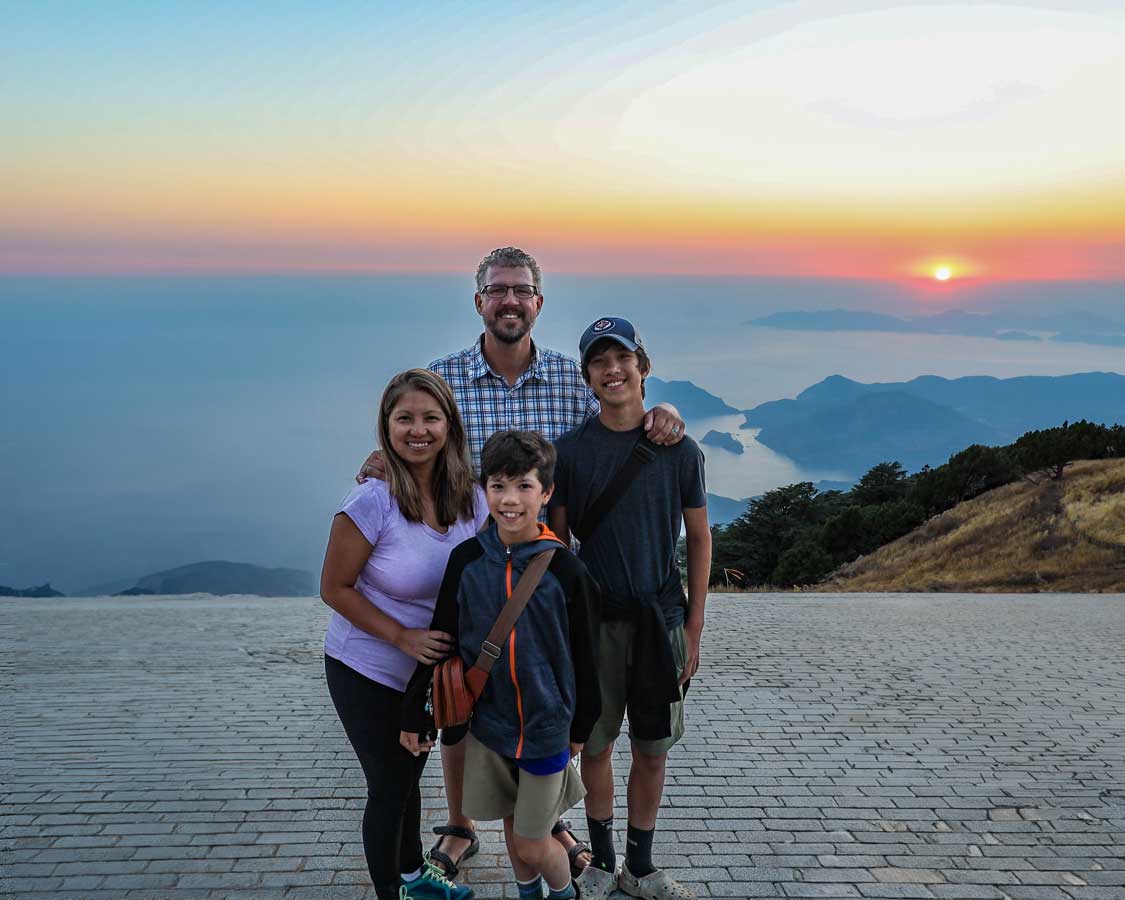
top-left (402, 867), bottom-right (423, 881)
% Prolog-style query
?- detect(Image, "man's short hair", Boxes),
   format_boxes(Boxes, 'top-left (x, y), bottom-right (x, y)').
top-left (479, 429), bottom-right (556, 492)
top-left (580, 338), bottom-right (652, 398)
top-left (476, 247), bottom-right (543, 293)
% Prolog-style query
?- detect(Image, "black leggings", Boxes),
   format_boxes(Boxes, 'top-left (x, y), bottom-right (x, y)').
top-left (325, 655), bottom-right (428, 900)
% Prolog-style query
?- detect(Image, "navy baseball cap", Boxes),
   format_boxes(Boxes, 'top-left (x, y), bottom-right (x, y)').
top-left (579, 316), bottom-right (646, 364)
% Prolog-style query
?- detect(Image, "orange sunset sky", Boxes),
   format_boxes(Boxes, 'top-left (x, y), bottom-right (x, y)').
top-left (4, 1), bottom-right (1125, 283)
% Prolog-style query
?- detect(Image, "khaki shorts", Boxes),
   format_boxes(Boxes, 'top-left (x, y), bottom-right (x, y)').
top-left (584, 621), bottom-right (686, 758)
top-left (461, 732), bottom-right (586, 839)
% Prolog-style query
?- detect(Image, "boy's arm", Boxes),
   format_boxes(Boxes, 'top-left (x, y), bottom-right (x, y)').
top-left (548, 506), bottom-right (570, 546)
top-left (564, 560), bottom-right (603, 745)
top-left (400, 543), bottom-right (468, 736)
top-left (548, 433), bottom-right (571, 544)
top-left (681, 505), bottom-right (711, 687)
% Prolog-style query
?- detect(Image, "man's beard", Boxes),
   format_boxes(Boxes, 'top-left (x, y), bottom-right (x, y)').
top-left (486, 313), bottom-right (532, 344)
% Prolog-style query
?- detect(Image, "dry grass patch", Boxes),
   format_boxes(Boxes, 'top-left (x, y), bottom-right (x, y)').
top-left (819, 458), bottom-right (1125, 593)
top-left (1064, 459), bottom-right (1125, 548)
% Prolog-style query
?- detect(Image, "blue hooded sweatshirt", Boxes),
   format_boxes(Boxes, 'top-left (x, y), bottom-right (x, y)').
top-left (402, 522), bottom-right (602, 760)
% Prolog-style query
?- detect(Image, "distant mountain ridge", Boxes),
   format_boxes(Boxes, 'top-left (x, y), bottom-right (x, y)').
top-left (748, 309), bottom-right (1125, 347)
top-left (749, 391), bottom-right (1006, 475)
top-left (645, 377), bottom-right (739, 418)
top-left (742, 372), bottom-right (1125, 475)
top-left (707, 493), bottom-right (752, 526)
top-left (128, 561), bottom-right (314, 597)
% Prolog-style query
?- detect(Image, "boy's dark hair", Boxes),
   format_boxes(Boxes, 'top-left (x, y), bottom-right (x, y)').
top-left (479, 430), bottom-right (557, 491)
top-left (580, 338), bottom-right (651, 399)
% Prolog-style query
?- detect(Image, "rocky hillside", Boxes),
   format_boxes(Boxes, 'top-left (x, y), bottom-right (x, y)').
top-left (819, 459), bottom-right (1125, 592)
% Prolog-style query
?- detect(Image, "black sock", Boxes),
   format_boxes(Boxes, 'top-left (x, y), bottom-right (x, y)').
top-left (625, 824), bottom-right (656, 877)
top-left (586, 815), bottom-right (615, 873)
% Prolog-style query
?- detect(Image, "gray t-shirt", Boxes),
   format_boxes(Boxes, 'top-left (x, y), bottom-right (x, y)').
top-left (551, 417), bottom-right (706, 616)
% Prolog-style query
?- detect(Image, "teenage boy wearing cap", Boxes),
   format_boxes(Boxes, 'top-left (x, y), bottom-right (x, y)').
top-left (355, 248), bottom-right (688, 881)
top-left (548, 317), bottom-right (711, 900)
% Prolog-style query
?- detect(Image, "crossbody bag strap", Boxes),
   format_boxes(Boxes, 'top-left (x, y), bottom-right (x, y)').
top-left (572, 437), bottom-right (656, 544)
top-left (466, 548), bottom-right (557, 694)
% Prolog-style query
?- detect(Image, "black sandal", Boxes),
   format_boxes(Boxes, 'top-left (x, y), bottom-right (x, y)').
top-left (551, 819), bottom-right (592, 878)
top-left (428, 825), bottom-right (480, 880)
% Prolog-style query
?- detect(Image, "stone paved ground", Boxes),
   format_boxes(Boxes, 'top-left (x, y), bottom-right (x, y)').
top-left (3, 593), bottom-right (1125, 900)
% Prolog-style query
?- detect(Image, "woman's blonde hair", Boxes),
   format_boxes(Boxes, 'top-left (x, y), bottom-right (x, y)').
top-left (377, 369), bottom-right (476, 527)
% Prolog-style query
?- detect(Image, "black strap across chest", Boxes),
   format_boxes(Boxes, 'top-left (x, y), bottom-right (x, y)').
top-left (572, 437), bottom-right (656, 544)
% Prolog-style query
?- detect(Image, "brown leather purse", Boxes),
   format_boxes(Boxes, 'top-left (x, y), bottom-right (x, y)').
top-left (431, 549), bottom-right (555, 729)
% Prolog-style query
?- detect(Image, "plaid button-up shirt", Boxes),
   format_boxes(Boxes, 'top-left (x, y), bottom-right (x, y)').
top-left (428, 336), bottom-right (600, 472)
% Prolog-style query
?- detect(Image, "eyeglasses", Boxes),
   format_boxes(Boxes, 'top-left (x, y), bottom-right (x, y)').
top-left (481, 284), bottom-right (538, 301)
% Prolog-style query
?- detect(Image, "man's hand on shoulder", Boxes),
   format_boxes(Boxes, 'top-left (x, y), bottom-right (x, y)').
top-left (644, 402), bottom-right (685, 446)
top-left (355, 449), bottom-right (385, 484)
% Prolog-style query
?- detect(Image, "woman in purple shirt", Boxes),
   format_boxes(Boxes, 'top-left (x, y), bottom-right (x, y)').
top-left (321, 369), bottom-right (488, 900)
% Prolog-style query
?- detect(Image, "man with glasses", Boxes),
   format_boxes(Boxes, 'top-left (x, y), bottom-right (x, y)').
top-left (358, 246), bottom-right (685, 882)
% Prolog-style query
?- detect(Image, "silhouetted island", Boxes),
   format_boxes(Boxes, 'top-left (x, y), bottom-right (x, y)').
top-left (0, 583), bottom-right (65, 598)
top-left (702, 430), bottom-right (744, 454)
top-left (118, 561), bottom-right (314, 597)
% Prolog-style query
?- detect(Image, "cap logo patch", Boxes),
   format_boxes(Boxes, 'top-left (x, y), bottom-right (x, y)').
top-left (592, 318), bottom-right (614, 333)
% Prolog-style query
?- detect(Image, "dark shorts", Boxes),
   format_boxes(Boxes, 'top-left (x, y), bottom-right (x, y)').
top-left (584, 621), bottom-right (687, 757)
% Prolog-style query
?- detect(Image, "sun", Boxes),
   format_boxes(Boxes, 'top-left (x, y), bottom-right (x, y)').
top-left (907, 257), bottom-right (981, 282)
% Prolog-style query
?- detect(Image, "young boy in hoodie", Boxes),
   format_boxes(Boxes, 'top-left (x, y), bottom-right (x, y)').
top-left (402, 430), bottom-right (602, 900)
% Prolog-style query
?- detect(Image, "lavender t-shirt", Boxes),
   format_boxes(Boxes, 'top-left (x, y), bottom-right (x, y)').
top-left (324, 480), bottom-right (489, 691)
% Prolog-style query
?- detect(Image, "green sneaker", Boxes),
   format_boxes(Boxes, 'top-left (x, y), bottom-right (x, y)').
top-left (401, 858), bottom-right (475, 900)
